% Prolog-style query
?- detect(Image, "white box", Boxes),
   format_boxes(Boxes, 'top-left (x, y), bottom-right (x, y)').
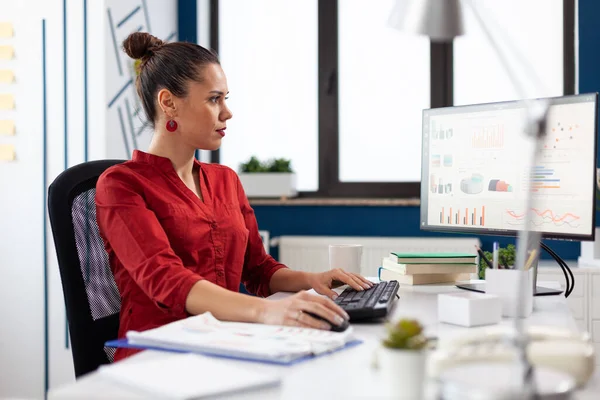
top-left (486, 268), bottom-right (534, 318)
top-left (438, 292), bottom-right (502, 327)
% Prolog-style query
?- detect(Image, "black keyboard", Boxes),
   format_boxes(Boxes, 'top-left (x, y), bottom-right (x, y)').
top-left (334, 280), bottom-right (399, 321)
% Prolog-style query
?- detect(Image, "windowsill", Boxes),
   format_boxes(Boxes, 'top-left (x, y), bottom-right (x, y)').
top-left (248, 197), bottom-right (421, 206)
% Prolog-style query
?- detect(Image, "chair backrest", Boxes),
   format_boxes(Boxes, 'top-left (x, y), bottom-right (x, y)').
top-left (48, 160), bottom-right (126, 377)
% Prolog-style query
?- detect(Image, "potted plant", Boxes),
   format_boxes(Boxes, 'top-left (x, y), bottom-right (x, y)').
top-left (478, 244), bottom-right (516, 278)
top-left (238, 156), bottom-right (297, 198)
top-left (378, 319), bottom-right (429, 399)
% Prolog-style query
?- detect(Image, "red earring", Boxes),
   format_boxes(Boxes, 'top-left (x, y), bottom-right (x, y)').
top-left (166, 120), bottom-right (178, 132)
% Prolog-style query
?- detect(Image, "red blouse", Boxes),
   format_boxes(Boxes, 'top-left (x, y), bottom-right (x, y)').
top-left (95, 150), bottom-right (286, 361)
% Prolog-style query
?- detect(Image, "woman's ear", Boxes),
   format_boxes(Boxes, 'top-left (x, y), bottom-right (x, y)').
top-left (157, 89), bottom-right (177, 118)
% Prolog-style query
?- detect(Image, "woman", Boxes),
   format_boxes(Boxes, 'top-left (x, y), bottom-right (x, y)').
top-left (96, 32), bottom-right (373, 361)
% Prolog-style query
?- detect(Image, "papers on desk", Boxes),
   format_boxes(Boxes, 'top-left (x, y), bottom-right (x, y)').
top-left (110, 312), bottom-right (358, 365)
top-left (99, 353), bottom-right (281, 399)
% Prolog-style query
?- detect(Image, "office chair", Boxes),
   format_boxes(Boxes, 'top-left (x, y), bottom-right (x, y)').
top-left (48, 159), bottom-right (125, 377)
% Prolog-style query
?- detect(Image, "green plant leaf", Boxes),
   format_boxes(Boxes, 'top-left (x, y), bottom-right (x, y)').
top-left (382, 319), bottom-right (427, 350)
top-left (478, 244), bottom-right (517, 277)
top-left (267, 158), bottom-right (293, 172)
top-left (239, 156), bottom-right (293, 173)
top-left (239, 156), bottom-right (267, 173)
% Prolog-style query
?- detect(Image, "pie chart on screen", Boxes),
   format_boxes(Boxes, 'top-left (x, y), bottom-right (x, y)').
top-left (488, 179), bottom-right (513, 192)
top-left (460, 173), bottom-right (484, 194)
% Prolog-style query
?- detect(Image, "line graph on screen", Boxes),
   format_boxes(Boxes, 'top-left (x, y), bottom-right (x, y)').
top-left (505, 208), bottom-right (581, 228)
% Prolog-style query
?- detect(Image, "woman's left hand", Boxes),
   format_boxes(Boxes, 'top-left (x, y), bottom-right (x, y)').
top-left (308, 269), bottom-right (374, 300)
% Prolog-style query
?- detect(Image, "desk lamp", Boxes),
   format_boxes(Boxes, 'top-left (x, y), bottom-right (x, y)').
top-left (388, 0), bottom-right (576, 398)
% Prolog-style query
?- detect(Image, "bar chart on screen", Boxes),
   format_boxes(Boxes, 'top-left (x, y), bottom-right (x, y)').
top-left (471, 124), bottom-right (505, 149)
top-left (431, 120), bottom-right (454, 140)
top-left (528, 166), bottom-right (561, 192)
top-left (438, 205), bottom-right (486, 226)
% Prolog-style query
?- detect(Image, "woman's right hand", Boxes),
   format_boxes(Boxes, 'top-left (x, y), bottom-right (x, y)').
top-left (258, 291), bottom-right (350, 330)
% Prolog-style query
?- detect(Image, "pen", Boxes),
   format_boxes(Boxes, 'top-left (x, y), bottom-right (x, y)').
top-left (524, 249), bottom-right (538, 271)
top-left (492, 242), bottom-right (499, 270)
top-left (475, 245), bottom-right (493, 269)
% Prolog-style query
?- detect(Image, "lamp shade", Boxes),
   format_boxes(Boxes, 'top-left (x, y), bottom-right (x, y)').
top-left (388, 0), bottom-right (465, 42)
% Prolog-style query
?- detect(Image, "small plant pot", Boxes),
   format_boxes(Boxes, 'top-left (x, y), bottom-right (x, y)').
top-left (238, 172), bottom-right (297, 198)
top-left (378, 345), bottom-right (426, 399)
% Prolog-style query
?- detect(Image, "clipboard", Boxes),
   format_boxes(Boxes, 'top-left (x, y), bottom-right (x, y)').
top-left (105, 338), bottom-right (363, 366)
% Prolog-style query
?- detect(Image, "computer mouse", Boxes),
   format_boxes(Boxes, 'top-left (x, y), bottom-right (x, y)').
top-left (305, 312), bottom-right (350, 332)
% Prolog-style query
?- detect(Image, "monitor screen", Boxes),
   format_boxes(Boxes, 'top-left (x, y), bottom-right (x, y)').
top-left (420, 93), bottom-right (598, 241)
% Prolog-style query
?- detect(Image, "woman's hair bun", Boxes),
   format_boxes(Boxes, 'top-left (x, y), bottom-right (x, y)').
top-left (122, 32), bottom-right (164, 60)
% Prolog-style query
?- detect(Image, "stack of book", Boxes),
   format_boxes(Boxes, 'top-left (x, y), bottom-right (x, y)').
top-left (379, 252), bottom-right (477, 285)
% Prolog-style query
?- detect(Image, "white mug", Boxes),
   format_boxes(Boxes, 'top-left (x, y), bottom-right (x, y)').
top-left (329, 244), bottom-right (363, 275)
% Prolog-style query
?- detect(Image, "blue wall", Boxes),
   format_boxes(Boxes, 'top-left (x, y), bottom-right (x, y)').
top-left (254, 205), bottom-right (581, 262)
top-left (579, 0), bottom-right (600, 113)
top-left (579, 0), bottom-right (600, 225)
top-left (177, 0), bottom-right (197, 43)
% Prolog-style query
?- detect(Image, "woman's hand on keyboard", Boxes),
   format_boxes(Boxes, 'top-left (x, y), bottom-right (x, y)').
top-left (257, 290), bottom-right (349, 330)
top-left (308, 269), bottom-right (374, 300)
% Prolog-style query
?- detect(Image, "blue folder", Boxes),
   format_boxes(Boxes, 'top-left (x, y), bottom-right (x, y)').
top-left (105, 338), bottom-right (363, 366)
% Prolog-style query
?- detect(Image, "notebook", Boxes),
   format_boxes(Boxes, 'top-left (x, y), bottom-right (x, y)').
top-left (98, 352), bottom-right (281, 399)
top-left (106, 312), bottom-right (360, 365)
top-left (390, 252), bottom-right (477, 264)
top-left (379, 267), bottom-right (471, 285)
top-left (382, 256), bottom-right (477, 275)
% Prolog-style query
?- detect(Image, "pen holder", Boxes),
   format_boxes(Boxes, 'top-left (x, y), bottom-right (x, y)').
top-left (486, 268), bottom-right (535, 317)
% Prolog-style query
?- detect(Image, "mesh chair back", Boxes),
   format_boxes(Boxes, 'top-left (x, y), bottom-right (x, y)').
top-left (71, 187), bottom-right (121, 361)
top-left (48, 160), bottom-right (125, 377)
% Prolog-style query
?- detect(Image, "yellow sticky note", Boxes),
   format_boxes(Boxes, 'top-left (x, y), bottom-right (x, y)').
top-left (0, 144), bottom-right (15, 161)
top-left (0, 93), bottom-right (14, 109)
top-left (0, 70), bottom-right (14, 83)
top-left (0, 23), bottom-right (13, 38)
top-left (0, 46), bottom-right (14, 60)
top-left (0, 120), bottom-right (14, 135)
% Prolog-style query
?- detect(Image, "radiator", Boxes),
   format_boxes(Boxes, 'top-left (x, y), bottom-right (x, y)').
top-left (272, 236), bottom-right (481, 277)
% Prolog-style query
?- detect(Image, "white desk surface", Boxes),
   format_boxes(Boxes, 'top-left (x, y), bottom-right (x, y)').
top-left (49, 281), bottom-right (599, 399)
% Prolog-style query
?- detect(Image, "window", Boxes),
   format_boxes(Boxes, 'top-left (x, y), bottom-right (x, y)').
top-left (213, 0), bottom-right (575, 198)
top-left (454, 0), bottom-right (565, 106)
top-left (338, 0), bottom-right (430, 183)
top-left (218, 0), bottom-right (319, 191)
top-left (318, 0), bottom-right (443, 197)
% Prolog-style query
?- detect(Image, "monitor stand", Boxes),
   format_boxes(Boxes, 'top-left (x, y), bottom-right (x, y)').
top-left (455, 282), bottom-right (563, 296)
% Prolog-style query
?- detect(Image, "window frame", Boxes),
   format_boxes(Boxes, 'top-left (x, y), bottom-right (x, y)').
top-left (210, 0), bottom-right (221, 164)
top-left (211, 0), bottom-right (576, 198)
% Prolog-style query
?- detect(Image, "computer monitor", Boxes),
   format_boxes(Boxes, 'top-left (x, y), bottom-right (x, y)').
top-left (420, 93), bottom-right (598, 241)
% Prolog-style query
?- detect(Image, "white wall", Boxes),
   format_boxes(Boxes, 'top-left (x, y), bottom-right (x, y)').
top-left (0, 0), bottom-right (177, 398)
top-left (104, 0), bottom-right (177, 160)
top-left (1, 3), bottom-right (69, 399)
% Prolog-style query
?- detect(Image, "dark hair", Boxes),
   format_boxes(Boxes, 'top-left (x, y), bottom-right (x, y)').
top-left (122, 32), bottom-right (220, 127)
